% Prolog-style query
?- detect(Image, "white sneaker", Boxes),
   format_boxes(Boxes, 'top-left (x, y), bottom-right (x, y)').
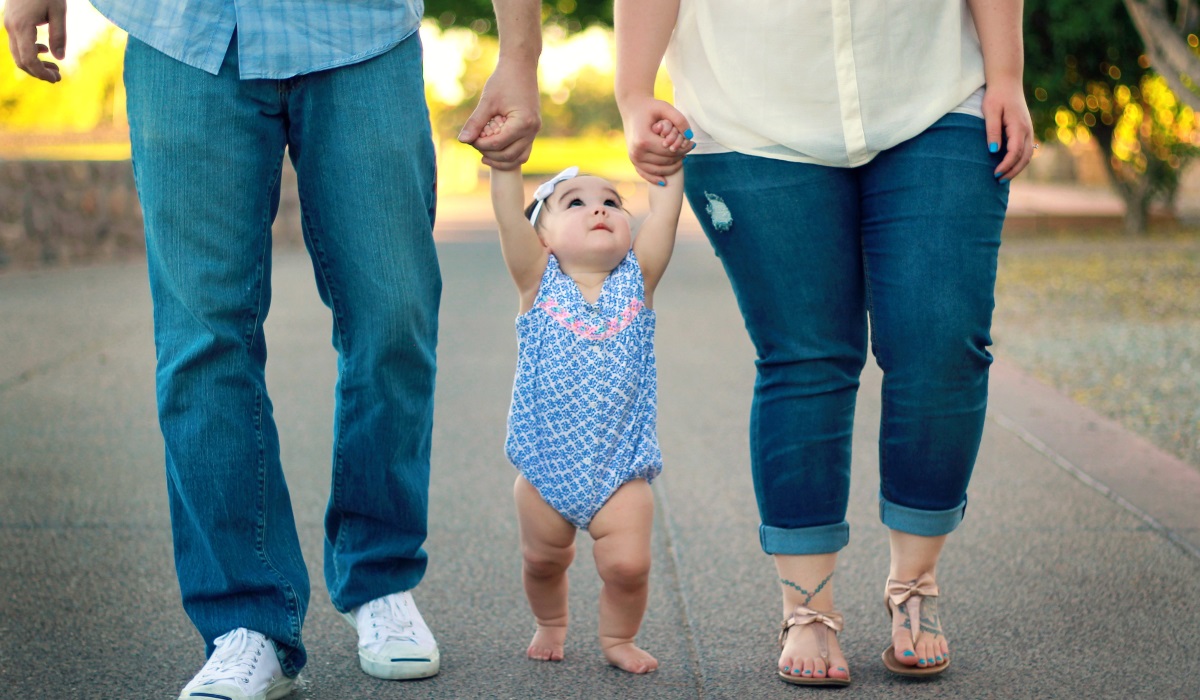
top-left (342, 591), bottom-right (440, 679)
top-left (178, 628), bottom-right (295, 700)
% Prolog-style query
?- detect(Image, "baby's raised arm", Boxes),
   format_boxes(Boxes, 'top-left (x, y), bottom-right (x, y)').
top-left (633, 120), bottom-right (687, 303)
top-left (490, 149), bottom-right (549, 310)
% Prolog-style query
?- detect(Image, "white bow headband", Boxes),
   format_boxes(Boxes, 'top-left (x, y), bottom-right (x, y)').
top-left (529, 166), bottom-right (580, 227)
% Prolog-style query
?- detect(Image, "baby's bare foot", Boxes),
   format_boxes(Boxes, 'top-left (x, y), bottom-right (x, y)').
top-left (602, 640), bottom-right (658, 674)
top-left (527, 624), bottom-right (566, 662)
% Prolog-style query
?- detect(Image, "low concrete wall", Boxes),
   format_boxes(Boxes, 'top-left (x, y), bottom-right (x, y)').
top-left (0, 160), bottom-right (143, 268)
top-left (0, 159), bottom-right (304, 271)
top-left (3, 147), bottom-right (1198, 271)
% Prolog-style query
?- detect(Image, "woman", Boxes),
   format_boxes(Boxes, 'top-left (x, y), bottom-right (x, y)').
top-left (615, 0), bottom-right (1033, 685)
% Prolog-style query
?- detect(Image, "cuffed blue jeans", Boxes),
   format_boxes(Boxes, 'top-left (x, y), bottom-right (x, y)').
top-left (124, 34), bottom-right (439, 675)
top-left (683, 114), bottom-right (1008, 556)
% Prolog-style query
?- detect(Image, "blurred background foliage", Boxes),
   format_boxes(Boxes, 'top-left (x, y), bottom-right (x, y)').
top-left (0, 24), bottom-right (125, 133)
top-left (425, 0), bottom-right (612, 33)
top-left (0, 1), bottom-right (661, 178)
top-left (2, 0), bottom-right (1200, 218)
top-left (1025, 0), bottom-right (1200, 234)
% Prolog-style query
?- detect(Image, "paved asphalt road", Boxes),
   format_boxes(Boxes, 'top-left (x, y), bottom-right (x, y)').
top-left (2, 236), bottom-right (1199, 699)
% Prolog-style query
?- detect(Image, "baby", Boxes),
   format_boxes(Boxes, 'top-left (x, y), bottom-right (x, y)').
top-left (486, 117), bottom-right (690, 673)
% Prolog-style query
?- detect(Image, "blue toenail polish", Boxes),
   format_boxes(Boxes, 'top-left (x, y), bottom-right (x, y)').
top-left (903, 650), bottom-right (915, 657)
top-left (684, 129), bottom-right (694, 139)
top-left (804, 670), bottom-right (812, 675)
top-left (988, 142), bottom-right (999, 153)
top-left (782, 666), bottom-right (790, 672)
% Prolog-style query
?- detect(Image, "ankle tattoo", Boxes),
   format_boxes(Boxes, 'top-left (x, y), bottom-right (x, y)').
top-left (780, 572), bottom-right (833, 606)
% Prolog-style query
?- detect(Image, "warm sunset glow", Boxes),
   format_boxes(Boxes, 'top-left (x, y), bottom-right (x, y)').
top-left (0, 0), bottom-right (121, 67)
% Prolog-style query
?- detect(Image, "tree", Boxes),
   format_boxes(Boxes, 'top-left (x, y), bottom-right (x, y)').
top-left (1025, 0), bottom-right (1200, 234)
top-left (1122, 1), bottom-right (1200, 112)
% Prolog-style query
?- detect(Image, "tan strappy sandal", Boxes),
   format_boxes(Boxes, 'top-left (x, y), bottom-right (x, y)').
top-left (777, 605), bottom-right (851, 686)
top-left (882, 574), bottom-right (950, 677)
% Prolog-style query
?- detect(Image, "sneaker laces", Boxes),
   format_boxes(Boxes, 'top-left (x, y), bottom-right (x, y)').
top-left (366, 596), bottom-right (419, 644)
top-left (194, 628), bottom-right (266, 686)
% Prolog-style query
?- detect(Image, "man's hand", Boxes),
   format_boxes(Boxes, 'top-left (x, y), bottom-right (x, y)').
top-left (458, 58), bottom-right (541, 170)
top-left (4, 0), bottom-right (68, 83)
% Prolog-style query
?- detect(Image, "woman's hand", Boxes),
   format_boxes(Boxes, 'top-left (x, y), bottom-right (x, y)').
top-left (620, 95), bottom-right (692, 185)
top-left (983, 77), bottom-right (1035, 183)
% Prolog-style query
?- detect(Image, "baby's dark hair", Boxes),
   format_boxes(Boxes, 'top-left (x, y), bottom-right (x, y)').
top-left (523, 198), bottom-right (540, 223)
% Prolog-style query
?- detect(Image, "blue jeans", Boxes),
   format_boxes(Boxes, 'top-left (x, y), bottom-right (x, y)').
top-left (683, 114), bottom-right (1008, 556)
top-left (124, 34), bottom-right (439, 675)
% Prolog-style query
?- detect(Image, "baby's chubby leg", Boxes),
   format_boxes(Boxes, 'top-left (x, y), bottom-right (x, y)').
top-left (589, 479), bottom-right (658, 674)
top-left (514, 476), bottom-right (576, 661)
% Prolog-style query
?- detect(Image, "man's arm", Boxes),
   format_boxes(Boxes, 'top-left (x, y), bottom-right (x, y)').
top-left (458, 0), bottom-right (542, 170)
top-left (4, 0), bottom-right (68, 83)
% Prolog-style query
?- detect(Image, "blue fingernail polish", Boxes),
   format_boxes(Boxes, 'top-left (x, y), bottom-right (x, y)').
top-left (988, 142), bottom-right (999, 153)
top-left (684, 129), bottom-right (693, 139)
top-left (999, 178), bottom-right (1009, 184)
top-left (657, 181), bottom-right (666, 187)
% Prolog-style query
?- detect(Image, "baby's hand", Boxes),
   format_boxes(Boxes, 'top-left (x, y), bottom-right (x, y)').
top-left (652, 119), bottom-right (694, 154)
top-left (482, 115), bottom-right (508, 139)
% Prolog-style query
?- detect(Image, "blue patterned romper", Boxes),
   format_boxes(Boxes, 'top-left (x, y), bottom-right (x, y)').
top-left (506, 251), bottom-right (662, 529)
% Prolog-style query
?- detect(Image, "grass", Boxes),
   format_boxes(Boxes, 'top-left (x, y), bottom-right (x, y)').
top-left (993, 230), bottom-right (1200, 469)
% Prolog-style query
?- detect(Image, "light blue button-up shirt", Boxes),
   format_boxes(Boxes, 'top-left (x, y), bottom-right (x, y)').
top-left (90, 0), bottom-right (424, 79)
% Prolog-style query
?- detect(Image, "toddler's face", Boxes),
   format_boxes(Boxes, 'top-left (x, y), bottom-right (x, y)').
top-left (538, 176), bottom-right (633, 270)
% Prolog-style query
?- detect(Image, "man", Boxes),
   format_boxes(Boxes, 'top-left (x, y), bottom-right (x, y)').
top-left (5, 1), bottom-right (541, 698)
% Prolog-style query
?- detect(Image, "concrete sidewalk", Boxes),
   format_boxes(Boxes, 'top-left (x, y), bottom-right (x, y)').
top-left (2, 237), bottom-right (1199, 699)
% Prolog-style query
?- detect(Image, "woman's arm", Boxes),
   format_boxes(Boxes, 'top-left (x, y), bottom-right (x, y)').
top-left (967, 0), bottom-right (1035, 181)
top-left (614, 0), bottom-right (691, 185)
top-left (490, 166), bottom-right (548, 310)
